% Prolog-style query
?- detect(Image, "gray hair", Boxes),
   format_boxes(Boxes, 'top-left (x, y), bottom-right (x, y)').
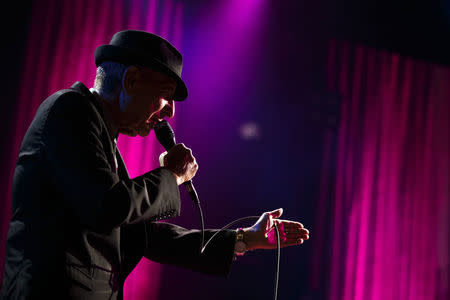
top-left (93, 61), bottom-right (128, 102)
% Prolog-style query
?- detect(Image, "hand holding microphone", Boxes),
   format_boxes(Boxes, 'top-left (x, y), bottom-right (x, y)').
top-left (155, 120), bottom-right (203, 253)
top-left (162, 143), bottom-right (198, 185)
top-left (154, 120), bottom-right (200, 204)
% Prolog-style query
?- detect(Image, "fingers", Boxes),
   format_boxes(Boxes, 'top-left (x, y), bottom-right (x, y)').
top-left (274, 233), bottom-right (306, 248)
top-left (186, 146), bottom-right (194, 163)
top-left (280, 229), bottom-right (308, 247)
top-left (276, 219), bottom-right (304, 229)
top-left (190, 159), bottom-right (199, 174)
top-left (165, 143), bottom-right (198, 184)
top-left (280, 229), bottom-right (309, 241)
top-left (275, 220), bottom-right (306, 235)
top-left (265, 216), bottom-right (302, 236)
top-left (273, 220), bottom-right (309, 243)
top-left (281, 239), bottom-right (304, 248)
top-left (171, 143), bottom-right (193, 159)
top-left (286, 232), bottom-right (309, 241)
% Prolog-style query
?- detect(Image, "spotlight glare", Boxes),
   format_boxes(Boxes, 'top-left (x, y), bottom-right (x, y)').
top-left (239, 122), bottom-right (261, 140)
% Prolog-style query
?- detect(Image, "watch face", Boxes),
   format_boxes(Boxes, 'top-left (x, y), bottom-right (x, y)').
top-left (235, 241), bottom-right (247, 253)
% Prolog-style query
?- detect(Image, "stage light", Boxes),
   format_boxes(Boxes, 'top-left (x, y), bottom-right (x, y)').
top-left (239, 121), bottom-right (261, 140)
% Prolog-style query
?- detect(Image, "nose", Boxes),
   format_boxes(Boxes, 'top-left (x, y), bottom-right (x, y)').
top-left (160, 99), bottom-right (175, 119)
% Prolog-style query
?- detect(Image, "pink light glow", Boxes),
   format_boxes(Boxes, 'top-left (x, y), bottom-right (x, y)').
top-left (181, 0), bottom-right (269, 123)
top-left (325, 40), bottom-right (449, 300)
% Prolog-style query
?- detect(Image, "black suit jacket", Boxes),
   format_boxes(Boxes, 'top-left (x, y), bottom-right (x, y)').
top-left (1, 82), bottom-right (236, 299)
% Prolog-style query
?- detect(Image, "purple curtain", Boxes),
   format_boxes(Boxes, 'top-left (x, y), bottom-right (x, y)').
top-left (312, 40), bottom-right (449, 299)
top-left (0, 0), bottom-right (183, 298)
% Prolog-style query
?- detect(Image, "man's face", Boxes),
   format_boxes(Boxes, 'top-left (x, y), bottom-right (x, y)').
top-left (118, 66), bottom-right (176, 137)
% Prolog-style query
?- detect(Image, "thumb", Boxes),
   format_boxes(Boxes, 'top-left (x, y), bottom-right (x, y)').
top-left (268, 208), bottom-right (283, 219)
top-left (159, 151), bottom-right (168, 167)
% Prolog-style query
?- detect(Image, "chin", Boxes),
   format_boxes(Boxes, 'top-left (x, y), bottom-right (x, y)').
top-left (138, 130), bottom-right (151, 137)
top-left (120, 125), bottom-right (152, 137)
top-left (119, 128), bottom-right (138, 137)
top-left (137, 124), bottom-right (153, 137)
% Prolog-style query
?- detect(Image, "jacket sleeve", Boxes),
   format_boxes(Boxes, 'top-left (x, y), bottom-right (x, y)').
top-left (142, 222), bottom-right (236, 277)
top-left (43, 92), bottom-right (180, 232)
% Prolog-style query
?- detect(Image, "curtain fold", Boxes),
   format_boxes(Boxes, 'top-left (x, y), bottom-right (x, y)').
top-left (316, 40), bottom-right (449, 300)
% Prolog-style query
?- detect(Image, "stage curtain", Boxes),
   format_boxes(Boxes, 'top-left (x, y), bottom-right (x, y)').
top-left (312, 40), bottom-right (449, 300)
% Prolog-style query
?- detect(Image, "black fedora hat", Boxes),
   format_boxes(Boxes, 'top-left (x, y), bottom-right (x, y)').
top-left (94, 30), bottom-right (187, 101)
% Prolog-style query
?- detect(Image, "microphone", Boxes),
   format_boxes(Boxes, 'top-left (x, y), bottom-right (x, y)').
top-left (154, 120), bottom-right (199, 204)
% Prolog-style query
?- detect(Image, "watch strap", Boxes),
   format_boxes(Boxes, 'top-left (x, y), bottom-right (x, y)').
top-left (234, 228), bottom-right (247, 256)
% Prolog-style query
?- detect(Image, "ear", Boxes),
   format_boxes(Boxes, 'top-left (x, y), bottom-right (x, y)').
top-left (122, 65), bottom-right (140, 95)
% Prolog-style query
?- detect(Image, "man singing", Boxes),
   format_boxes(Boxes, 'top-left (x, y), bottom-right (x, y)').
top-left (1, 30), bottom-right (309, 299)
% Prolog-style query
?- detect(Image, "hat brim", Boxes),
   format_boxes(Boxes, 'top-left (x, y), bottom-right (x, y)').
top-left (94, 45), bottom-right (188, 101)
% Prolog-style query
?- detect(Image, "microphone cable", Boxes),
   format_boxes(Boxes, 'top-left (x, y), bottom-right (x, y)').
top-left (183, 173), bottom-right (281, 299)
top-left (196, 200), bottom-right (281, 300)
top-left (154, 120), bottom-right (281, 299)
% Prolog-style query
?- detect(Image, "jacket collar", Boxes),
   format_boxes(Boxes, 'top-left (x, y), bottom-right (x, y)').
top-left (69, 81), bottom-right (119, 142)
top-left (69, 82), bottom-right (103, 119)
top-left (70, 81), bottom-right (92, 96)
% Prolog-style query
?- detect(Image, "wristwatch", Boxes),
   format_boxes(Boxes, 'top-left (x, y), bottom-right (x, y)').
top-left (234, 228), bottom-right (247, 256)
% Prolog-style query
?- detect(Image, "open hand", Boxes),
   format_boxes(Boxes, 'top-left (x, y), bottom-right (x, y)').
top-left (243, 208), bottom-right (309, 251)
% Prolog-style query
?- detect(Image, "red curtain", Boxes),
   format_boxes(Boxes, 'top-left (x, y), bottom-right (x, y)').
top-left (0, 0), bottom-right (183, 299)
top-left (313, 40), bottom-right (449, 299)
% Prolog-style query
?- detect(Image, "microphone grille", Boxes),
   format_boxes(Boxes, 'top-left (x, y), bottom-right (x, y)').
top-left (154, 120), bottom-right (176, 150)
